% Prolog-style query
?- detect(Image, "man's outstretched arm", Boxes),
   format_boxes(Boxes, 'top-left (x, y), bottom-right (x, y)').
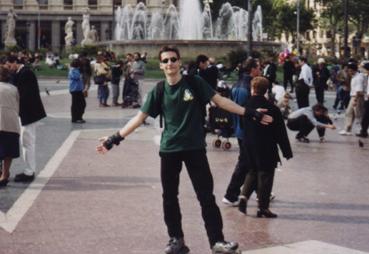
top-left (211, 93), bottom-right (273, 125)
top-left (96, 111), bottom-right (149, 154)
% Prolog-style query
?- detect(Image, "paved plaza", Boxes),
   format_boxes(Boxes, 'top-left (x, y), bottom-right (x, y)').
top-left (1, 79), bottom-right (369, 254)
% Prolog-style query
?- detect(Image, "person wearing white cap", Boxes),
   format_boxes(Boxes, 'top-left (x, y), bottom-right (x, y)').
top-left (313, 58), bottom-right (330, 104)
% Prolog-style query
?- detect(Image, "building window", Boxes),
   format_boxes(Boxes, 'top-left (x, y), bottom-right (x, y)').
top-left (88, 0), bottom-right (98, 10)
top-left (38, 0), bottom-right (48, 10)
top-left (14, 0), bottom-right (24, 9)
top-left (64, 0), bottom-right (73, 10)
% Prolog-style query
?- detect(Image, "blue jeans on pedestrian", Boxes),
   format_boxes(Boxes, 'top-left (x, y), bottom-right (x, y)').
top-left (98, 84), bottom-right (109, 105)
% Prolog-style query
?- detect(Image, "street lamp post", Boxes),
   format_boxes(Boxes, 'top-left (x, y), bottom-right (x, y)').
top-left (296, 0), bottom-right (300, 54)
top-left (343, 0), bottom-right (349, 59)
top-left (112, 1), bottom-right (115, 40)
top-left (247, 0), bottom-right (253, 55)
top-left (36, 0), bottom-right (41, 50)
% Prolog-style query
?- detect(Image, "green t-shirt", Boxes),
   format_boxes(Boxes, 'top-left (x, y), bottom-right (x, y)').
top-left (141, 75), bottom-right (215, 152)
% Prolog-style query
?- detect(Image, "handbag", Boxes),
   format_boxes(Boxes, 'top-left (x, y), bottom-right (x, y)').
top-left (94, 75), bottom-right (106, 85)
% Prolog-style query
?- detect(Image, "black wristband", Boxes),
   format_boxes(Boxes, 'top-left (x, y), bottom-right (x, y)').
top-left (103, 131), bottom-right (124, 150)
top-left (245, 107), bottom-right (264, 122)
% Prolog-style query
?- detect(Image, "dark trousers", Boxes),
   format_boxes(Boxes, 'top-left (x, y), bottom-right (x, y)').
top-left (295, 80), bottom-right (310, 108)
top-left (315, 85), bottom-right (325, 104)
top-left (70, 91), bottom-right (86, 121)
top-left (160, 149), bottom-right (224, 247)
top-left (284, 75), bottom-right (294, 92)
top-left (287, 115), bottom-right (331, 138)
top-left (224, 138), bottom-right (248, 202)
top-left (242, 169), bottom-right (275, 210)
top-left (360, 100), bottom-right (369, 135)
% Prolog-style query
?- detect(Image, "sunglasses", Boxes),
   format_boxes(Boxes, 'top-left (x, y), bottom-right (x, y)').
top-left (161, 57), bottom-right (178, 64)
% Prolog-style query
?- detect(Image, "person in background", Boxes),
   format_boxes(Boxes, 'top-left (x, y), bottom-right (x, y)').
top-left (313, 58), bottom-right (330, 105)
top-left (339, 62), bottom-right (366, 136)
top-left (295, 56), bottom-right (313, 108)
top-left (356, 63), bottom-right (369, 139)
top-left (283, 55), bottom-right (295, 92)
top-left (262, 57), bottom-right (277, 94)
top-left (111, 60), bottom-right (123, 106)
top-left (238, 77), bottom-right (292, 218)
top-left (333, 63), bottom-right (350, 112)
top-left (94, 55), bottom-right (110, 107)
top-left (196, 54), bottom-right (219, 90)
top-left (222, 57), bottom-right (260, 206)
top-left (5, 55), bottom-right (46, 183)
top-left (0, 66), bottom-right (20, 187)
top-left (79, 52), bottom-right (92, 97)
top-left (68, 59), bottom-right (86, 123)
top-left (131, 52), bottom-right (145, 107)
top-left (287, 104), bottom-right (336, 143)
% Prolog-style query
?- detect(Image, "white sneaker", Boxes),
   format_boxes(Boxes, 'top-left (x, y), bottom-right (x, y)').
top-left (222, 197), bottom-right (239, 207)
top-left (339, 130), bottom-right (352, 136)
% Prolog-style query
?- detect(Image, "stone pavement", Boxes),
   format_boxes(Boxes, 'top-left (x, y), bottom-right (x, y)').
top-left (1, 79), bottom-right (369, 254)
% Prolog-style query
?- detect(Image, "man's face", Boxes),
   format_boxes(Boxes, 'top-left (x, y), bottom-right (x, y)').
top-left (4, 62), bottom-right (18, 73)
top-left (250, 64), bottom-right (261, 77)
top-left (199, 60), bottom-right (209, 70)
top-left (134, 54), bottom-right (140, 61)
top-left (347, 68), bottom-right (356, 77)
top-left (159, 51), bottom-right (181, 76)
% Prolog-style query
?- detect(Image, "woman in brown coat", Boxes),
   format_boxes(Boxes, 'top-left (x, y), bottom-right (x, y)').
top-left (0, 66), bottom-right (20, 187)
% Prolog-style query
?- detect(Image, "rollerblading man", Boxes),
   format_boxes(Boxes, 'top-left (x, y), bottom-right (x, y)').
top-left (97, 46), bottom-right (273, 253)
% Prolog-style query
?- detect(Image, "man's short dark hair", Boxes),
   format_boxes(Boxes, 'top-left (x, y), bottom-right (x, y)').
top-left (363, 62), bottom-right (369, 71)
top-left (312, 103), bottom-right (327, 113)
top-left (347, 62), bottom-right (358, 71)
top-left (243, 57), bottom-right (258, 74)
top-left (70, 59), bottom-right (80, 68)
top-left (251, 76), bottom-right (269, 95)
top-left (0, 66), bottom-right (10, 83)
top-left (158, 46), bottom-right (180, 61)
top-left (196, 54), bottom-right (209, 65)
top-left (299, 56), bottom-right (307, 63)
top-left (6, 55), bottom-right (19, 64)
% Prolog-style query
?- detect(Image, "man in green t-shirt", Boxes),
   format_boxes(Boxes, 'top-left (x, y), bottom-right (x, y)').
top-left (97, 46), bottom-right (273, 254)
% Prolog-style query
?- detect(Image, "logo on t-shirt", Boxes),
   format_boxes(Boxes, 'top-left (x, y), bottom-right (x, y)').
top-left (183, 89), bottom-right (194, 101)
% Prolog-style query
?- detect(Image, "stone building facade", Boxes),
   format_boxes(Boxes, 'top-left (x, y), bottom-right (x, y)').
top-left (0, 0), bottom-right (173, 52)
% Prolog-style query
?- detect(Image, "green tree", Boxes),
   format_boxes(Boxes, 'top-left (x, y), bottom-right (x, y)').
top-left (275, 3), bottom-right (315, 43)
top-left (318, 0), bottom-right (344, 56)
top-left (347, 0), bottom-right (369, 36)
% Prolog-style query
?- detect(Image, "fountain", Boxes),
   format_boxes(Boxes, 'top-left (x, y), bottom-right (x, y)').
top-left (103, 0), bottom-right (281, 58)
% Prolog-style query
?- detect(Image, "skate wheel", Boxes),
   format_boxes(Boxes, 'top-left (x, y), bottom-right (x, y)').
top-left (213, 139), bottom-right (222, 148)
top-left (222, 141), bottom-right (232, 150)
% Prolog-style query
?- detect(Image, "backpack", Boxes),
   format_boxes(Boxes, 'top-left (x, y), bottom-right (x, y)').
top-left (156, 75), bottom-right (207, 128)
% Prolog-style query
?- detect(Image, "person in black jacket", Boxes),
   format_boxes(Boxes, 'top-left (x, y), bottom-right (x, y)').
top-left (5, 56), bottom-right (47, 183)
top-left (283, 55), bottom-right (295, 92)
top-left (313, 58), bottom-right (330, 104)
top-left (238, 77), bottom-right (292, 218)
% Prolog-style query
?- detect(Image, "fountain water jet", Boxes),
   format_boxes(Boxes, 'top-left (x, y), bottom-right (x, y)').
top-left (104, 1), bottom-right (282, 58)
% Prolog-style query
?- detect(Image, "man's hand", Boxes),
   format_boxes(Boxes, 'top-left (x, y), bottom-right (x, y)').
top-left (256, 108), bottom-right (273, 125)
top-left (327, 124), bottom-right (336, 130)
top-left (96, 132), bottom-right (124, 154)
top-left (96, 136), bottom-right (109, 154)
